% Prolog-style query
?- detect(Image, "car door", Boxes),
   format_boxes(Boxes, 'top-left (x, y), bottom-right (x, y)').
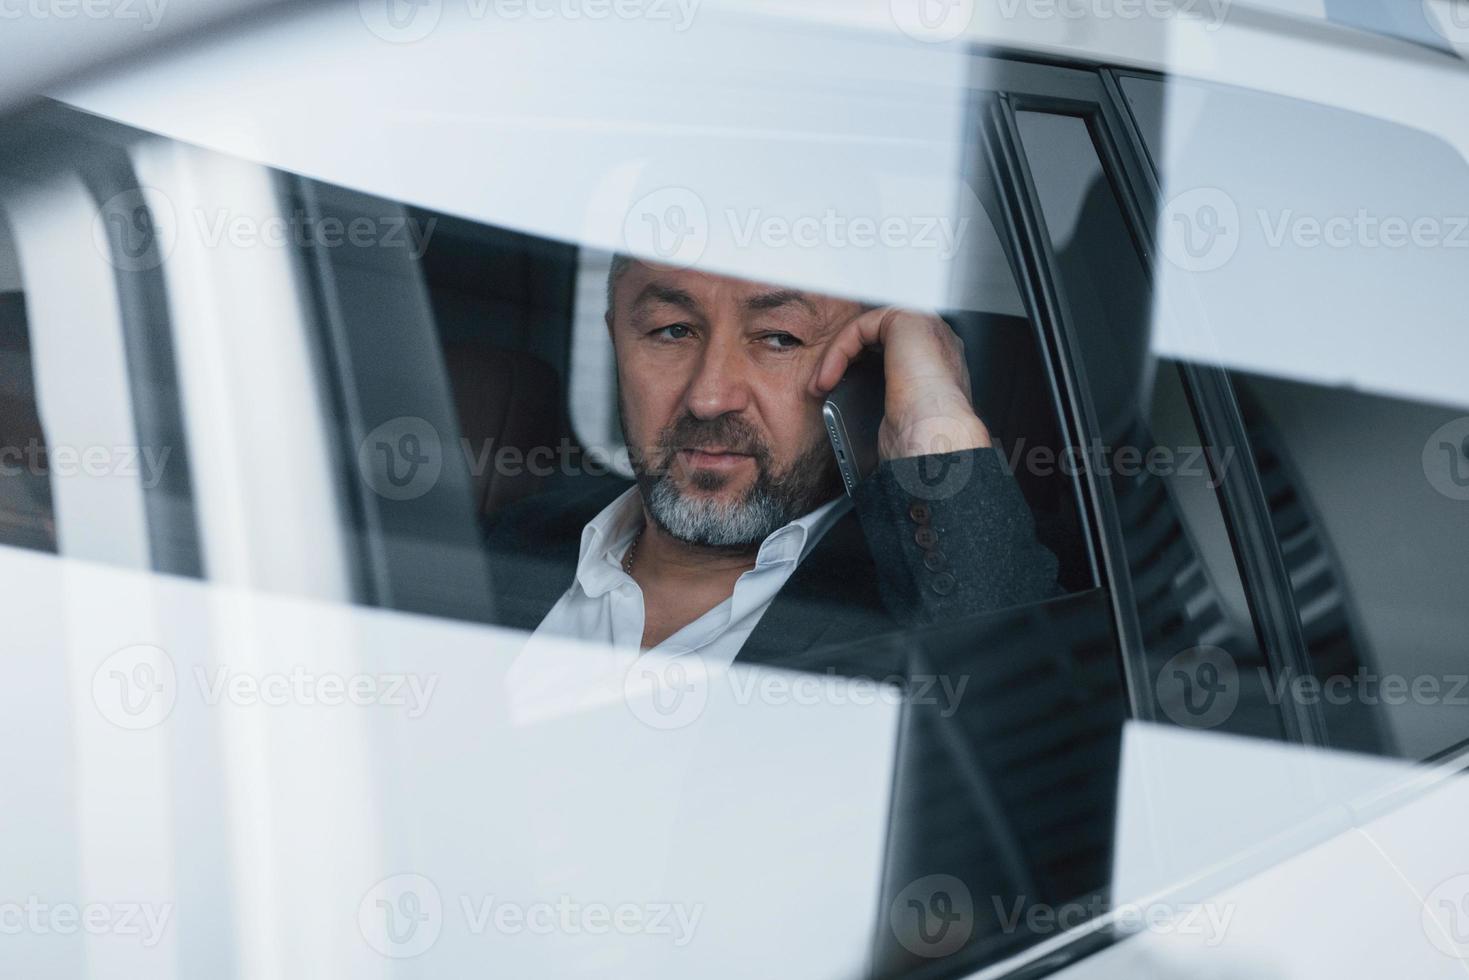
top-left (997, 45), bottom-right (1469, 980)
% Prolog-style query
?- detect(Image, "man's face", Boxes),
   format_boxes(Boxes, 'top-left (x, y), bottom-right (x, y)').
top-left (609, 261), bottom-right (859, 548)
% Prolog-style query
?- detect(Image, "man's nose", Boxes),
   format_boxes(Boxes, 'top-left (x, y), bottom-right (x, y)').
top-left (683, 339), bottom-right (752, 421)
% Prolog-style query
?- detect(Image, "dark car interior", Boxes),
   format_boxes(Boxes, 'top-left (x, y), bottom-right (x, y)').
top-left (406, 206), bottom-right (1096, 597)
top-left (0, 231), bottom-right (56, 555)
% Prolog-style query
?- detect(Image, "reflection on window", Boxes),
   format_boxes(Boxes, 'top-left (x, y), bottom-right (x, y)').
top-left (1122, 73), bottom-right (1469, 761)
top-left (1234, 372), bottom-right (1469, 760)
top-left (1015, 109), bottom-right (1288, 742)
top-left (0, 208), bottom-right (55, 554)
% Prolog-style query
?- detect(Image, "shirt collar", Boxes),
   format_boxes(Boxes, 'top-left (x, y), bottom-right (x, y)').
top-left (570, 488), bottom-right (850, 599)
top-left (753, 494), bottom-right (848, 568)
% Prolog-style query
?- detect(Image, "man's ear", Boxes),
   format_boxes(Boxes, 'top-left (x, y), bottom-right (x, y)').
top-left (604, 310), bottom-right (614, 339)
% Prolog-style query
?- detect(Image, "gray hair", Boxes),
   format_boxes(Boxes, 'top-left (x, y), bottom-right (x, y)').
top-left (606, 252), bottom-right (634, 315)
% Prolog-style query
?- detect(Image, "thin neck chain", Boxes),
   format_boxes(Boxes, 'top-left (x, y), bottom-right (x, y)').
top-left (622, 527), bottom-right (644, 576)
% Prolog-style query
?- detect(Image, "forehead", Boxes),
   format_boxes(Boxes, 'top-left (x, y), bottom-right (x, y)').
top-left (619, 262), bottom-right (857, 322)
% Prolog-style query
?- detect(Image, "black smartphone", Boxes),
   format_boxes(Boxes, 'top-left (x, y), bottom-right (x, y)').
top-left (822, 350), bottom-right (886, 497)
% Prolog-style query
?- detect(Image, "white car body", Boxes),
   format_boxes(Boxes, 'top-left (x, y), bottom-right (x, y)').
top-left (2, 2), bottom-right (1468, 978)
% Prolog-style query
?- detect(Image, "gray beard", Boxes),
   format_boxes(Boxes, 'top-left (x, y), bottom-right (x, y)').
top-left (644, 476), bottom-right (794, 548)
top-left (617, 374), bottom-right (840, 548)
top-left (636, 438), bottom-right (838, 549)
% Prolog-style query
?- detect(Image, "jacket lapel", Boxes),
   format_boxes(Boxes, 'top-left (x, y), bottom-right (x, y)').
top-left (738, 508), bottom-right (891, 668)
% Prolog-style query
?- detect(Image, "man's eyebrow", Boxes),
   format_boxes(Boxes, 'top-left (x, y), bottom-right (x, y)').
top-left (630, 283), bottom-right (701, 315)
top-left (743, 289), bottom-right (819, 317)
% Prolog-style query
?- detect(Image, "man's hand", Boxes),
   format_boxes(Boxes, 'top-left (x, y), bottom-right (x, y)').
top-left (810, 307), bottom-right (991, 462)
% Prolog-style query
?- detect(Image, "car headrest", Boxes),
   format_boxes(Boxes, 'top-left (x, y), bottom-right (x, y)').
top-left (443, 341), bottom-right (570, 524)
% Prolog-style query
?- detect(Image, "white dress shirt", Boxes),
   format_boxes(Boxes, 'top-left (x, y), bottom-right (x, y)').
top-left (526, 487), bottom-right (850, 669)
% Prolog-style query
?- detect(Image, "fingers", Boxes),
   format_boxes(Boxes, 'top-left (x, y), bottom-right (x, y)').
top-left (809, 307), bottom-right (895, 397)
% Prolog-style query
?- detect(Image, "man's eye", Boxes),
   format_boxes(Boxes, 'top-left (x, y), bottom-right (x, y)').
top-left (653, 324), bottom-right (694, 341)
top-left (759, 332), bottom-right (802, 350)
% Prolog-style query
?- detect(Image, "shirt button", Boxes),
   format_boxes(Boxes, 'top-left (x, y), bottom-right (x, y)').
top-left (914, 527), bottom-right (939, 549)
top-left (931, 572), bottom-right (956, 596)
top-left (908, 503), bottom-right (931, 525)
top-left (923, 550), bottom-right (948, 572)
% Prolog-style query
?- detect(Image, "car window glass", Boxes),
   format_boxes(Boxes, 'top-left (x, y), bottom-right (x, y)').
top-left (1232, 371), bottom-right (1469, 760)
top-left (1120, 73), bottom-right (1469, 413)
top-left (1122, 73), bottom-right (1469, 761)
top-left (5, 90), bottom-right (1126, 980)
top-left (1014, 109), bottom-right (1287, 741)
top-left (0, 207), bottom-right (55, 553)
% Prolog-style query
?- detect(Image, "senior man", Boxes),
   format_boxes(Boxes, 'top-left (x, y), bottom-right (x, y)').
top-left (486, 257), bottom-right (1058, 666)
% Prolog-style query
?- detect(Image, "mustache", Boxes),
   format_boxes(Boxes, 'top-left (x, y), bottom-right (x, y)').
top-left (642, 414), bottom-right (773, 472)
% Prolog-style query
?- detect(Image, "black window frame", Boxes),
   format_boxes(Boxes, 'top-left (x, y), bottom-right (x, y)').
top-left (938, 49), bottom-right (1350, 980)
top-left (971, 53), bottom-right (1329, 748)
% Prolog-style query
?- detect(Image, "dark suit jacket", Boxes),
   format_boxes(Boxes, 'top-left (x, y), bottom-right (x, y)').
top-left (483, 448), bottom-right (1059, 665)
